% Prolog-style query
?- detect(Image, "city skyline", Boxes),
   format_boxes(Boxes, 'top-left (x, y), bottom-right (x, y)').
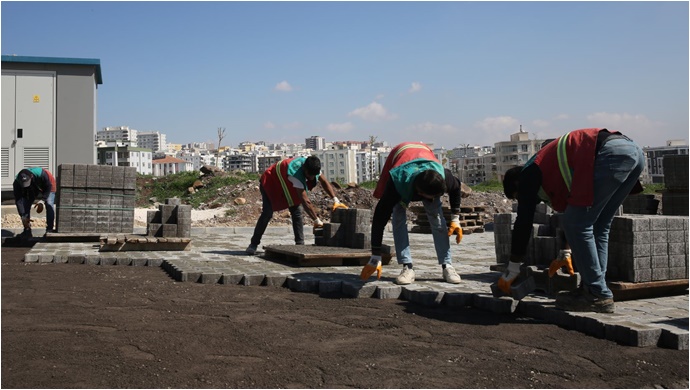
top-left (3, 2), bottom-right (688, 149)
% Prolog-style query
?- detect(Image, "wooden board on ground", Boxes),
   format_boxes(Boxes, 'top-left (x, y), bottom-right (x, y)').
top-left (263, 245), bottom-right (394, 267)
top-left (44, 232), bottom-right (103, 243)
top-left (608, 279), bottom-right (689, 301)
top-left (99, 235), bottom-right (192, 252)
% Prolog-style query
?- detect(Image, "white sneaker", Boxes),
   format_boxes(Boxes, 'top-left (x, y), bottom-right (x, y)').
top-left (395, 267), bottom-right (415, 285)
top-left (443, 265), bottom-right (461, 284)
top-left (246, 245), bottom-right (257, 255)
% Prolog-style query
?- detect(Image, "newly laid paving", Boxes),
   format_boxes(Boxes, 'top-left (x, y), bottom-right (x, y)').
top-left (14, 226), bottom-right (689, 350)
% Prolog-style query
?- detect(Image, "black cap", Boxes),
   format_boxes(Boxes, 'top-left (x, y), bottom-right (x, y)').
top-left (18, 172), bottom-right (32, 188)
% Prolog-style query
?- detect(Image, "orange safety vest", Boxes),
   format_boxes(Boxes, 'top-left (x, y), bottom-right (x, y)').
top-left (374, 142), bottom-right (441, 199)
top-left (260, 157), bottom-right (318, 211)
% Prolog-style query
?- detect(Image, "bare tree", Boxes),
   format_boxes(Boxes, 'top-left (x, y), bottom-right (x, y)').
top-left (217, 127), bottom-right (226, 168)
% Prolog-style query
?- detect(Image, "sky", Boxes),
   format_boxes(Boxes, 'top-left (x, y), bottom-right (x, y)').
top-left (2, 1), bottom-right (688, 150)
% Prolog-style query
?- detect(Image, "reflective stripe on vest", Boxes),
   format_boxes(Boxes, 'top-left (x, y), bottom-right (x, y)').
top-left (275, 162), bottom-right (295, 207)
top-left (393, 143), bottom-right (432, 160)
top-left (556, 132), bottom-right (573, 192)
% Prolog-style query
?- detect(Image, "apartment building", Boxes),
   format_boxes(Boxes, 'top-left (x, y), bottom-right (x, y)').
top-left (97, 126), bottom-right (138, 145)
top-left (96, 145), bottom-right (153, 175)
top-left (495, 128), bottom-right (543, 180)
top-left (643, 140), bottom-right (689, 184)
top-left (258, 155), bottom-right (282, 173)
top-left (223, 153), bottom-right (255, 173)
top-left (305, 136), bottom-right (326, 151)
top-left (314, 149), bottom-right (357, 184)
top-left (152, 155), bottom-right (192, 177)
top-left (355, 151), bottom-right (380, 183)
top-left (138, 131), bottom-right (167, 153)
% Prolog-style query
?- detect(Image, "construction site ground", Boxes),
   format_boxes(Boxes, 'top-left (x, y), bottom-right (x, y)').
top-left (2, 224), bottom-right (688, 389)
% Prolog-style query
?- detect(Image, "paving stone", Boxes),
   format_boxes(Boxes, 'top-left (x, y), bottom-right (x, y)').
top-left (287, 276), bottom-right (320, 293)
top-left (264, 274), bottom-right (287, 287)
top-left (99, 257), bottom-right (117, 266)
top-left (242, 274), bottom-right (266, 286)
top-left (67, 255), bottom-right (84, 264)
top-left (38, 254), bottom-right (54, 263)
top-left (442, 291), bottom-right (474, 307)
top-left (658, 328), bottom-right (689, 350)
top-left (23, 253), bottom-right (39, 263)
top-left (318, 280), bottom-right (343, 296)
top-left (375, 285), bottom-right (402, 299)
top-left (200, 272), bottom-right (222, 284)
top-left (473, 294), bottom-right (518, 314)
top-left (84, 255), bottom-right (100, 265)
top-left (132, 258), bottom-right (148, 267)
top-left (342, 281), bottom-right (377, 298)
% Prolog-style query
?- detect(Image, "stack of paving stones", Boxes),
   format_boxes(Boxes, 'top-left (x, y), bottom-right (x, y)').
top-left (607, 215), bottom-right (689, 282)
top-left (662, 155), bottom-right (689, 216)
top-left (409, 205), bottom-right (486, 234)
top-left (622, 194), bottom-right (660, 215)
top-left (315, 208), bottom-right (372, 249)
top-left (55, 164), bottom-right (136, 233)
top-left (146, 198), bottom-right (192, 238)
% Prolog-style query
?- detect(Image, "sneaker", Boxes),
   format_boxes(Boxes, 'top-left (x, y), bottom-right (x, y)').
top-left (555, 289), bottom-right (615, 313)
top-left (395, 267), bottom-right (416, 285)
top-left (443, 265), bottom-right (462, 284)
top-left (246, 245), bottom-right (257, 255)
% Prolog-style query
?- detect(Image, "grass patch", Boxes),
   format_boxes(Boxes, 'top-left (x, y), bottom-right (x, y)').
top-left (642, 182), bottom-right (664, 194)
top-left (471, 180), bottom-right (503, 192)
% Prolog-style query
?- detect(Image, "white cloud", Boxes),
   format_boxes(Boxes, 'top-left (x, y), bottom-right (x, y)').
top-left (282, 122), bottom-right (302, 130)
top-left (274, 80), bottom-right (293, 92)
top-left (326, 122), bottom-right (354, 133)
top-left (375, 94), bottom-right (385, 100)
top-left (263, 121), bottom-right (276, 129)
top-left (409, 82), bottom-right (422, 93)
top-left (348, 101), bottom-right (397, 122)
top-left (475, 116), bottom-right (520, 132)
top-left (586, 111), bottom-right (666, 147)
top-left (554, 114), bottom-right (570, 121)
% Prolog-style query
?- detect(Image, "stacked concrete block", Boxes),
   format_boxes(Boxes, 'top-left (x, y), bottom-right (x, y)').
top-left (410, 205), bottom-right (486, 234)
top-left (622, 194), bottom-right (659, 215)
top-left (493, 202), bottom-right (561, 266)
top-left (316, 208), bottom-right (373, 249)
top-left (55, 164), bottom-right (136, 233)
top-left (662, 155), bottom-right (689, 216)
top-left (146, 198), bottom-right (192, 238)
top-left (608, 215), bottom-right (689, 282)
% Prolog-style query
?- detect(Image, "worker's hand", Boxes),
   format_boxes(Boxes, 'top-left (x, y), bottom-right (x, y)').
top-left (497, 261), bottom-right (522, 294)
top-left (447, 214), bottom-right (463, 244)
top-left (33, 201), bottom-right (45, 214)
top-left (360, 255), bottom-right (382, 281)
top-left (313, 217), bottom-right (324, 228)
top-left (548, 249), bottom-right (574, 277)
top-left (332, 196), bottom-right (348, 211)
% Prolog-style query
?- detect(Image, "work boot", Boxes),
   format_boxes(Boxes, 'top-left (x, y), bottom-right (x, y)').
top-left (246, 244), bottom-right (257, 255)
top-left (443, 265), bottom-right (462, 284)
top-left (18, 228), bottom-right (32, 240)
top-left (395, 266), bottom-right (415, 285)
top-left (555, 289), bottom-right (615, 313)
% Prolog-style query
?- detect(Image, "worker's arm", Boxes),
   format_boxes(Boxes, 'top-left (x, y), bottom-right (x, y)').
top-left (445, 170), bottom-right (463, 243)
top-left (371, 180), bottom-right (400, 256)
top-left (318, 175), bottom-right (348, 210)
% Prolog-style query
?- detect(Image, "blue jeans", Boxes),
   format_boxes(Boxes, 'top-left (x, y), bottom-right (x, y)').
top-left (561, 138), bottom-right (645, 299)
top-left (18, 192), bottom-right (55, 231)
top-left (392, 196), bottom-right (451, 265)
top-left (250, 184), bottom-right (304, 247)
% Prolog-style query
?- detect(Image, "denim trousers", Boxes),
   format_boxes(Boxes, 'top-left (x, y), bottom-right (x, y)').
top-left (19, 192), bottom-right (55, 231)
top-left (392, 196), bottom-right (452, 265)
top-left (561, 138), bottom-right (645, 299)
top-left (250, 184), bottom-right (304, 247)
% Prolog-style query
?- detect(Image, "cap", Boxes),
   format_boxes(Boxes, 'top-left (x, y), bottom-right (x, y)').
top-left (18, 172), bottom-right (32, 188)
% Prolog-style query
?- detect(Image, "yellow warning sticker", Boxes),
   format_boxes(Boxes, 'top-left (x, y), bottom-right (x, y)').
top-left (33, 95), bottom-right (40, 103)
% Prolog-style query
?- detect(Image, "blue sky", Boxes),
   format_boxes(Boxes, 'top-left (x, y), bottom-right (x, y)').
top-left (2, 1), bottom-right (688, 149)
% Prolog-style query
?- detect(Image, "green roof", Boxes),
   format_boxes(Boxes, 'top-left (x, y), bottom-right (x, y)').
top-left (1, 55), bottom-right (102, 84)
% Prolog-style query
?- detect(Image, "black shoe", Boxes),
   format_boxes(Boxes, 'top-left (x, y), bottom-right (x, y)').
top-left (18, 229), bottom-right (33, 239)
top-left (556, 289), bottom-right (615, 313)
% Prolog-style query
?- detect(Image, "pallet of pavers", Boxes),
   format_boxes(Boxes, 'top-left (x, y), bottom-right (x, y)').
top-left (409, 205), bottom-right (486, 234)
top-left (263, 245), bottom-right (393, 267)
top-left (99, 234), bottom-right (192, 252)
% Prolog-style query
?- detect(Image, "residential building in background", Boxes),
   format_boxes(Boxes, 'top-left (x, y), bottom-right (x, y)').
top-left (97, 126), bottom-right (138, 146)
top-left (305, 136), bottom-right (326, 151)
top-left (152, 155), bottom-right (192, 177)
top-left (138, 131), bottom-right (167, 153)
top-left (314, 149), bottom-right (357, 184)
top-left (258, 155), bottom-right (283, 173)
top-left (495, 127), bottom-right (544, 180)
top-left (643, 140), bottom-right (689, 184)
top-left (355, 151), bottom-right (380, 183)
top-left (96, 145), bottom-right (152, 175)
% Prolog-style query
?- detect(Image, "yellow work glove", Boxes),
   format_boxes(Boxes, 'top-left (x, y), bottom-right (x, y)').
top-left (447, 214), bottom-right (463, 244)
top-left (332, 197), bottom-right (348, 211)
top-left (497, 261), bottom-right (521, 294)
top-left (34, 201), bottom-right (45, 214)
top-left (548, 249), bottom-right (575, 277)
top-left (360, 255), bottom-right (382, 280)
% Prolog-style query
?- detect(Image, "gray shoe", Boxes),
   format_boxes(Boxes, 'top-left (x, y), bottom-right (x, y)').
top-left (395, 267), bottom-right (415, 285)
top-left (443, 265), bottom-right (461, 284)
top-left (246, 245), bottom-right (257, 255)
top-left (555, 290), bottom-right (615, 313)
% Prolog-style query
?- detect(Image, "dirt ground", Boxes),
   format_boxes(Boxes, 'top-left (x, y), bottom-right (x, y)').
top-left (2, 246), bottom-right (688, 389)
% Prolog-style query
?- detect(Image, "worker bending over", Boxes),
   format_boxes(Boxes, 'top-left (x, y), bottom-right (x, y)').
top-left (13, 167), bottom-right (57, 238)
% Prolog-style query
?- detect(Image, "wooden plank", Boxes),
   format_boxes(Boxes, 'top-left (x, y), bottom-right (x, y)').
top-left (609, 279), bottom-right (688, 301)
top-left (263, 245), bottom-right (393, 267)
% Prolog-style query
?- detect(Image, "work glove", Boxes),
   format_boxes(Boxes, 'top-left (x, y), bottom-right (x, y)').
top-left (497, 261), bottom-right (522, 294)
top-left (33, 201), bottom-right (45, 214)
top-left (332, 197), bottom-right (348, 211)
top-left (313, 218), bottom-right (323, 228)
top-left (548, 249), bottom-right (575, 277)
top-left (360, 255), bottom-right (382, 281)
top-left (447, 214), bottom-right (463, 244)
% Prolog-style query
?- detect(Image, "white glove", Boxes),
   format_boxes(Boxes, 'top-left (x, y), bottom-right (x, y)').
top-left (497, 261), bottom-right (522, 294)
top-left (558, 249), bottom-right (572, 260)
top-left (360, 255), bottom-right (383, 280)
top-left (314, 218), bottom-right (323, 227)
top-left (333, 197), bottom-right (340, 204)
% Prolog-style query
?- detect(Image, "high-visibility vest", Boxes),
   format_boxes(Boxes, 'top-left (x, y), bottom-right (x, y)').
top-left (260, 157), bottom-right (319, 211)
